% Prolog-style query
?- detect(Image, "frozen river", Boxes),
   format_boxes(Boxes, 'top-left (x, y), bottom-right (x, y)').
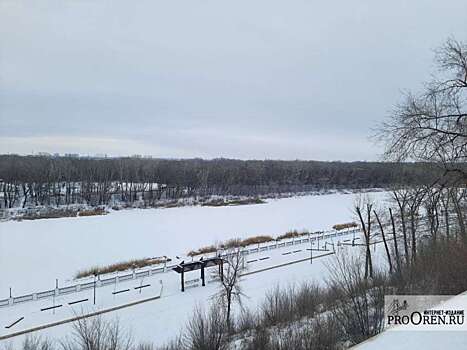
top-left (0, 191), bottom-right (387, 296)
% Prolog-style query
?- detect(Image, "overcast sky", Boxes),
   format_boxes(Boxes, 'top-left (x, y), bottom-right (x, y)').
top-left (1, 0), bottom-right (466, 161)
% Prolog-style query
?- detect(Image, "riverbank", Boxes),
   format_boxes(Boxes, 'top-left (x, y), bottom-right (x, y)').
top-left (1, 187), bottom-right (384, 222)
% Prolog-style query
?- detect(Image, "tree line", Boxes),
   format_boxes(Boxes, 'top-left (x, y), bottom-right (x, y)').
top-left (0, 156), bottom-right (436, 209)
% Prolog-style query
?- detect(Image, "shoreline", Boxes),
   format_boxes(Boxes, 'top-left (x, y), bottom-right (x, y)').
top-left (1, 187), bottom-right (386, 223)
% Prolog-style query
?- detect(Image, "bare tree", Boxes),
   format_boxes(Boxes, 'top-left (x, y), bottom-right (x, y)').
top-left (377, 38), bottom-right (467, 186)
top-left (215, 248), bottom-right (245, 330)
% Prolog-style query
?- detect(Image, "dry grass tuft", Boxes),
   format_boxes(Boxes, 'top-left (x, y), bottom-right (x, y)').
top-left (201, 197), bottom-right (266, 207)
top-left (332, 222), bottom-right (358, 231)
top-left (15, 207), bottom-right (108, 221)
top-left (187, 245), bottom-right (218, 257)
top-left (240, 235), bottom-right (274, 247)
top-left (187, 235), bottom-right (274, 257)
top-left (76, 257), bottom-right (169, 278)
top-left (276, 230), bottom-right (310, 240)
top-left (78, 208), bottom-right (108, 217)
top-left (220, 238), bottom-right (243, 249)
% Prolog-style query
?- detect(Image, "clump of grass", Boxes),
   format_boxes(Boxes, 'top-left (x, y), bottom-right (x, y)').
top-left (201, 197), bottom-right (266, 207)
top-left (159, 201), bottom-right (182, 208)
top-left (76, 257), bottom-right (169, 279)
top-left (220, 238), bottom-right (243, 249)
top-left (332, 222), bottom-right (358, 231)
top-left (15, 207), bottom-right (108, 221)
top-left (276, 230), bottom-right (310, 240)
top-left (200, 198), bottom-right (225, 207)
top-left (187, 245), bottom-right (218, 257)
top-left (78, 208), bottom-right (108, 217)
top-left (240, 235), bottom-right (274, 246)
top-left (186, 228), bottom-right (321, 258)
top-left (228, 198), bottom-right (266, 206)
top-left (187, 235), bottom-right (274, 257)
top-left (15, 208), bottom-right (78, 221)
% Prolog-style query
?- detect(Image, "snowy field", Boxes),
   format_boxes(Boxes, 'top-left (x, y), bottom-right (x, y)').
top-left (0, 191), bottom-right (387, 296)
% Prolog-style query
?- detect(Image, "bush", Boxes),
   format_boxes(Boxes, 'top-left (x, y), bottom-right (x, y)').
top-left (392, 238), bottom-right (467, 295)
top-left (260, 283), bottom-right (322, 328)
top-left (61, 316), bottom-right (133, 350)
top-left (2, 335), bottom-right (53, 350)
top-left (241, 315), bottom-right (342, 350)
top-left (326, 253), bottom-right (389, 345)
top-left (184, 304), bottom-right (228, 350)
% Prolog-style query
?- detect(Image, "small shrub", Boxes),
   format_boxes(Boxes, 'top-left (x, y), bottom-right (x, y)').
top-left (184, 304), bottom-right (228, 350)
top-left (62, 316), bottom-right (133, 350)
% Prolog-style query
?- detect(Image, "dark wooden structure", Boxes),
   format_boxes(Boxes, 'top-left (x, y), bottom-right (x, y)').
top-left (173, 257), bottom-right (224, 292)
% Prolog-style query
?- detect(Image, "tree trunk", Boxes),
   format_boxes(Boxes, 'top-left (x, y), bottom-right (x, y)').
top-left (356, 206), bottom-right (372, 279)
top-left (389, 208), bottom-right (401, 274)
top-left (374, 210), bottom-right (393, 273)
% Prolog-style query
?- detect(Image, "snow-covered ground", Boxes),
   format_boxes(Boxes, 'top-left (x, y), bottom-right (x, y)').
top-left (0, 228), bottom-right (387, 347)
top-left (0, 191), bottom-right (387, 296)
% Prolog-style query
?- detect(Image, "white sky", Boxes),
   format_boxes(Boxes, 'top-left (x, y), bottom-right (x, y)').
top-left (1, 0), bottom-right (467, 160)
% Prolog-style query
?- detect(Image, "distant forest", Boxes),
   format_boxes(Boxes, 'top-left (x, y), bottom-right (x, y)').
top-left (0, 155), bottom-right (437, 208)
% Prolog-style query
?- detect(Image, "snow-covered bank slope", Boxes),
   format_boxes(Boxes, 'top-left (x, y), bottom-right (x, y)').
top-left (0, 192), bottom-right (387, 295)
